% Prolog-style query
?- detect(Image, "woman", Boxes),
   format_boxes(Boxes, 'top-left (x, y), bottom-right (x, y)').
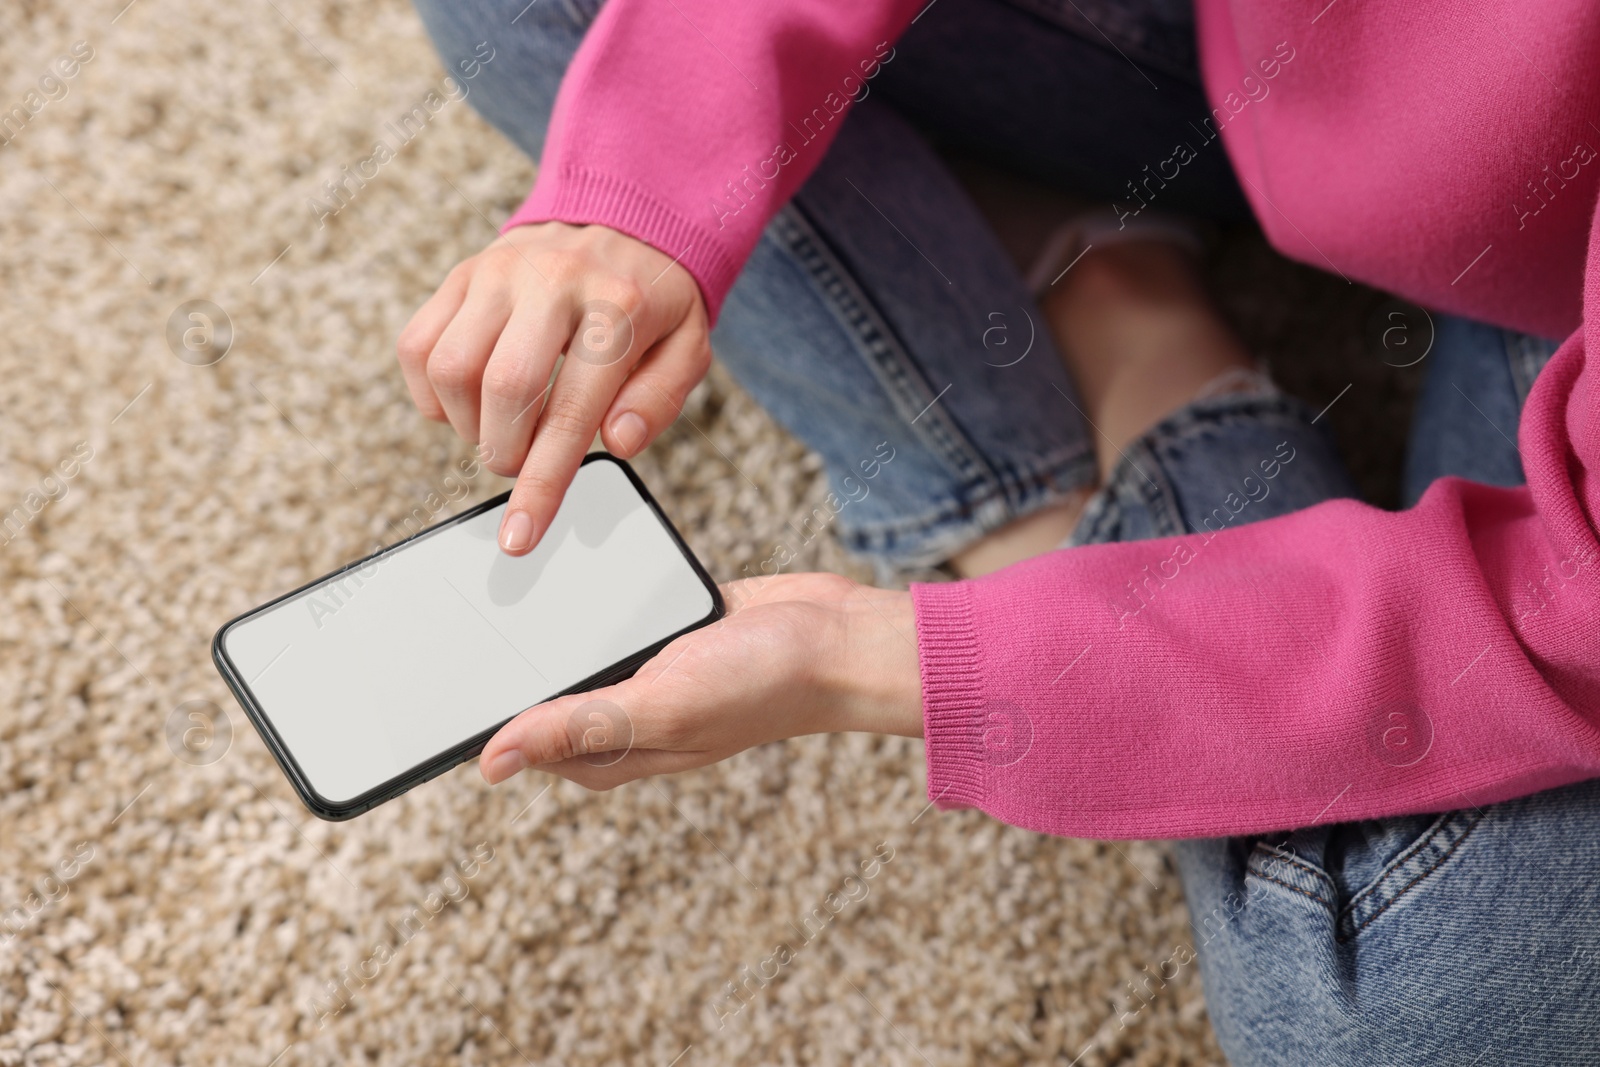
top-left (401, 0), bottom-right (1600, 1061)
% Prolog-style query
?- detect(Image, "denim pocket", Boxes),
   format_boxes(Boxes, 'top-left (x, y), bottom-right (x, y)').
top-left (1330, 809), bottom-right (1484, 942)
top-left (1242, 809), bottom-right (1485, 942)
top-left (1244, 841), bottom-right (1339, 914)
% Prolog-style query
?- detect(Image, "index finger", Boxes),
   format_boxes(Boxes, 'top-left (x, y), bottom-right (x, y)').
top-left (497, 301), bottom-right (638, 554)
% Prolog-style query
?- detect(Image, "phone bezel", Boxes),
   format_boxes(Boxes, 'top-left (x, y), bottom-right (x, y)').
top-left (211, 453), bottom-right (725, 821)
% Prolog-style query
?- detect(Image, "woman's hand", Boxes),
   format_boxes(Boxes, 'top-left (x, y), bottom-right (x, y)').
top-left (478, 573), bottom-right (925, 790)
top-left (397, 222), bottom-right (712, 555)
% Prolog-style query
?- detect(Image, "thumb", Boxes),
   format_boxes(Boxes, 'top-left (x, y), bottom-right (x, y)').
top-left (481, 689), bottom-right (637, 783)
top-left (600, 326), bottom-right (712, 459)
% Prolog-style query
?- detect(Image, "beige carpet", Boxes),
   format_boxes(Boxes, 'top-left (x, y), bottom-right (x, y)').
top-left (0, 2), bottom-right (1417, 1064)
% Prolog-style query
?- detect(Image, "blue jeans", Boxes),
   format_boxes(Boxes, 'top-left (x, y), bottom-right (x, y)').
top-left (415, 1), bottom-right (1598, 1062)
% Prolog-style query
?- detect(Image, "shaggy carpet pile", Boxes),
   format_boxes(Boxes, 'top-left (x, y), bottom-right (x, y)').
top-left (0, 1), bottom-right (1416, 1063)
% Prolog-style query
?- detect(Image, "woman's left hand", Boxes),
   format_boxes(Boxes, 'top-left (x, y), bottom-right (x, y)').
top-left (478, 573), bottom-right (925, 790)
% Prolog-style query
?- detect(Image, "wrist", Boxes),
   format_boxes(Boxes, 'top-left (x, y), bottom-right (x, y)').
top-left (821, 587), bottom-right (924, 738)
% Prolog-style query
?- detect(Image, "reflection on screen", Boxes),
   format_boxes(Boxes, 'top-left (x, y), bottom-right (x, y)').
top-left (221, 459), bottom-right (713, 805)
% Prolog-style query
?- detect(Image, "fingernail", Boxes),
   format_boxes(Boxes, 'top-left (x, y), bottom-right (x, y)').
top-left (483, 749), bottom-right (527, 784)
top-left (500, 511), bottom-right (536, 553)
top-left (611, 411), bottom-right (647, 456)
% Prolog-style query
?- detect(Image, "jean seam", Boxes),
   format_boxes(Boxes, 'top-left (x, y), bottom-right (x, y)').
top-left (768, 202), bottom-right (1097, 565)
top-left (1334, 811), bottom-right (1485, 943)
top-left (1339, 812), bottom-right (1457, 914)
top-left (1129, 437), bottom-right (1188, 538)
top-left (769, 204), bottom-right (1003, 489)
top-left (1254, 846), bottom-right (1337, 887)
top-left (1253, 872), bottom-right (1335, 911)
top-left (1249, 844), bottom-right (1338, 910)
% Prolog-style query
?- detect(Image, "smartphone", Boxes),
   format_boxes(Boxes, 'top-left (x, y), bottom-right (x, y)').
top-left (212, 454), bottom-right (723, 821)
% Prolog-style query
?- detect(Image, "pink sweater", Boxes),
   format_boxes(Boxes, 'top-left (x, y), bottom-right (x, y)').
top-left (508, 0), bottom-right (1600, 837)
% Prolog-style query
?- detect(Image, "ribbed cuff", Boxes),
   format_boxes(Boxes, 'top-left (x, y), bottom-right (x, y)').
top-left (502, 166), bottom-right (744, 325)
top-left (910, 580), bottom-right (987, 811)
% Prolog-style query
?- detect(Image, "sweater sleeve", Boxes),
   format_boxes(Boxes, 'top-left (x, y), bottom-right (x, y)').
top-left (501, 0), bottom-right (923, 323)
top-left (913, 198), bottom-right (1600, 840)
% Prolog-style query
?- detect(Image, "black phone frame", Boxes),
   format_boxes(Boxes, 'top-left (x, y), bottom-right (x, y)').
top-left (211, 453), bottom-right (725, 821)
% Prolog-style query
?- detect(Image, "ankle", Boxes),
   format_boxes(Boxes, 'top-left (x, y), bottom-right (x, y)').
top-left (949, 491), bottom-right (1093, 578)
top-left (1042, 242), bottom-right (1255, 478)
top-left (1054, 241), bottom-right (1207, 312)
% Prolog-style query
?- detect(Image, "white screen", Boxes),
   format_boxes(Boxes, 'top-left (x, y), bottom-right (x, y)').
top-left (220, 459), bottom-right (715, 806)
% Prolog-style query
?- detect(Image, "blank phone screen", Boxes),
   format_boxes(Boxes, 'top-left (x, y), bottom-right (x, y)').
top-left (219, 458), bottom-right (715, 806)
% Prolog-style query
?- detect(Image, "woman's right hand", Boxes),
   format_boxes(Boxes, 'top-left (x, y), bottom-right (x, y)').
top-left (397, 221), bottom-right (712, 555)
